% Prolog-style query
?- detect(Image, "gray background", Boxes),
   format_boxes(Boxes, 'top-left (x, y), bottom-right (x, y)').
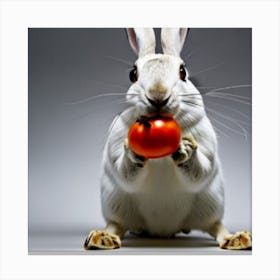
top-left (28, 28), bottom-right (251, 254)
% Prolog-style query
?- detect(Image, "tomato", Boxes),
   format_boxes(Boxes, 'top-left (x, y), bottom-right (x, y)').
top-left (128, 116), bottom-right (181, 159)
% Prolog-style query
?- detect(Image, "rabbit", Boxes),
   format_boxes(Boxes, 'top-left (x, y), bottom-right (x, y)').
top-left (84, 28), bottom-right (252, 250)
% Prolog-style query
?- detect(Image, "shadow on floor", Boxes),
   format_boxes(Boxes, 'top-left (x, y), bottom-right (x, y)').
top-left (28, 226), bottom-right (251, 255)
top-left (122, 233), bottom-right (218, 248)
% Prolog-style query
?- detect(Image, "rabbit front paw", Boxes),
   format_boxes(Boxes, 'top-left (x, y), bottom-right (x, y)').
top-left (172, 135), bottom-right (198, 166)
top-left (124, 138), bottom-right (146, 167)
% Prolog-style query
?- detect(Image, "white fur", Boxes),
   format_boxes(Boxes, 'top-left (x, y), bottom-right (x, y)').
top-left (100, 28), bottom-right (225, 237)
top-left (161, 28), bottom-right (188, 56)
top-left (127, 28), bottom-right (156, 57)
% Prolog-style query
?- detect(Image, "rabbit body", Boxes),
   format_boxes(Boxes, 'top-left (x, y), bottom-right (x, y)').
top-left (84, 28), bottom-right (252, 250)
top-left (100, 48), bottom-right (224, 236)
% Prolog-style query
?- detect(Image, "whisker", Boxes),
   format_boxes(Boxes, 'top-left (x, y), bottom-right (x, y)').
top-left (178, 93), bottom-right (202, 100)
top-left (90, 80), bottom-right (128, 91)
top-left (69, 98), bottom-right (130, 122)
top-left (207, 115), bottom-right (230, 138)
top-left (206, 106), bottom-right (249, 130)
top-left (204, 91), bottom-right (251, 100)
top-left (127, 88), bottom-right (139, 94)
top-left (190, 62), bottom-right (225, 77)
top-left (206, 107), bottom-right (248, 140)
top-left (179, 91), bottom-right (251, 105)
top-left (65, 92), bottom-right (134, 105)
top-left (207, 111), bottom-right (247, 139)
top-left (205, 99), bottom-right (251, 124)
top-left (178, 93), bottom-right (201, 97)
top-left (183, 50), bottom-right (197, 62)
top-left (195, 86), bottom-right (217, 89)
top-left (182, 45), bottom-right (209, 62)
top-left (133, 83), bottom-right (145, 91)
top-left (203, 93), bottom-right (251, 105)
top-left (118, 96), bottom-right (139, 105)
top-left (180, 100), bottom-right (203, 109)
top-left (70, 108), bottom-right (107, 122)
top-left (104, 55), bottom-right (133, 66)
top-left (206, 84), bottom-right (251, 92)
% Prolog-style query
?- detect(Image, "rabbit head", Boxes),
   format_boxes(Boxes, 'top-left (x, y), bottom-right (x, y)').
top-left (126, 28), bottom-right (205, 127)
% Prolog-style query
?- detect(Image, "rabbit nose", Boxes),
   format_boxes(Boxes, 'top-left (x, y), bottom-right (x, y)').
top-left (147, 82), bottom-right (170, 107)
top-left (148, 83), bottom-right (168, 96)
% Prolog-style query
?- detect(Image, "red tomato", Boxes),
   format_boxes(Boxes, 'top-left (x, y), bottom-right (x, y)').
top-left (128, 116), bottom-right (181, 159)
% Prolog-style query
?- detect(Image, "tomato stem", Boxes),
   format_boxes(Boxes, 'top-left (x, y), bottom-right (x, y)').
top-left (136, 116), bottom-right (151, 129)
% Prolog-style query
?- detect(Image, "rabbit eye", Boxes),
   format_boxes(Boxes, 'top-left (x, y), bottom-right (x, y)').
top-left (179, 65), bottom-right (186, 81)
top-left (129, 65), bottom-right (138, 83)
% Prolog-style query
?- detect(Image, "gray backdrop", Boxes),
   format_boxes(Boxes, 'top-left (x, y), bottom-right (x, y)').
top-left (28, 28), bottom-right (251, 253)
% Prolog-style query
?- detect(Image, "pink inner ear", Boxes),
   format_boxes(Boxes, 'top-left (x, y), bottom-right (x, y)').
top-left (126, 28), bottom-right (139, 55)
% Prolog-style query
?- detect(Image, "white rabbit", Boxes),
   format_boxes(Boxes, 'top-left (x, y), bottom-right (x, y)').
top-left (84, 28), bottom-right (252, 250)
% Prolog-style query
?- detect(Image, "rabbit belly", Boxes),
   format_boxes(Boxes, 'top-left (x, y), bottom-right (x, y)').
top-left (132, 157), bottom-right (224, 236)
top-left (101, 156), bottom-right (224, 237)
top-left (136, 192), bottom-right (195, 237)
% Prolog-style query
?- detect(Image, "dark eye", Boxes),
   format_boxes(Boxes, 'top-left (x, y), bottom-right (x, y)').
top-left (129, 65), bottom-right (138, 83)
top-left (179, 64), bottom-right (187, 81)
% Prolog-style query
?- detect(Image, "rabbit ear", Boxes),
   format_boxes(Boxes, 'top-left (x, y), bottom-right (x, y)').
top-left (161, 28), bottom-right (188, 56)
top-left (126, 28), bottom-right (156, 57)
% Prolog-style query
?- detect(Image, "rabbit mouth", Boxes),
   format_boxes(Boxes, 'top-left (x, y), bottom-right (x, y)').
top-left (145, 101), bottom-right (174, 119)
top-left (146, 96), bottom-right (170, 108)
top-left (145, 96), bottom-right (178, 117)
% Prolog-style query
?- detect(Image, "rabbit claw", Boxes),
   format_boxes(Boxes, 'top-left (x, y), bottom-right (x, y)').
top-left (220, 231), bottom-right (252, 250)
top-left (172, 135), bottom-right (197, 165)
top-left (84, 230), bottom-right (121, 250)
